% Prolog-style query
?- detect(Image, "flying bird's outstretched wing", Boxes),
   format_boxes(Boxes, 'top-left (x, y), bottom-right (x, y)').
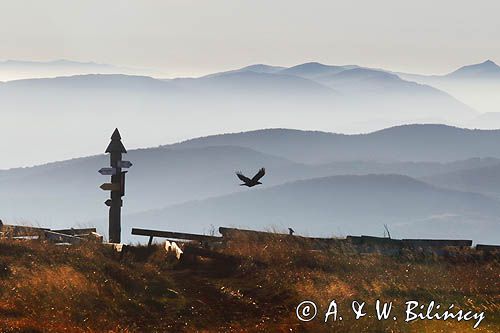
top-left (252, 168), bottom-right (266, 182)
top-left (236, 172), bottom-right (251, 183)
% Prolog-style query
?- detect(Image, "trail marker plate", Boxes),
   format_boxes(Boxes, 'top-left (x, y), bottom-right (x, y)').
top-left (98, 167), bottom-right (117, 175)
top-left (100, 183), bottom-right (120, 191)
top-left (117, 160), bottom-right (133, 168)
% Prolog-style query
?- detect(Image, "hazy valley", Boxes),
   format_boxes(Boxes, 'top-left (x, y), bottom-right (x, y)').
top-left (1, 59), bottom-right (500, 244)
top-left (1, 124), bottom-right (500, 244)
top-left (2, 59), bottom-right (500, 168)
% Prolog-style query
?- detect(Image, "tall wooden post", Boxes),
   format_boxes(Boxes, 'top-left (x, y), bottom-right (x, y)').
top-left (100, 128), bottom-right (130, 243)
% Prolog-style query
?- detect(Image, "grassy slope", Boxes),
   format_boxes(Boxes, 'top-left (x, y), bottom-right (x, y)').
top-left (0, 238), bottom-right (498, 332)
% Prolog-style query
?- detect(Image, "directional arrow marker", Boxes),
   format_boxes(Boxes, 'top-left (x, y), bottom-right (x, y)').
top-left (100, 183), bottom-right (120, 191)
top-left (98, 167), bottom-right (117, 176)
top-left (117, 160), bottom-right (133, 168)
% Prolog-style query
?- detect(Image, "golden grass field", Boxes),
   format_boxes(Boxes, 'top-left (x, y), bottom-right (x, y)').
top-left (0, 235), bottom-right (498, 332)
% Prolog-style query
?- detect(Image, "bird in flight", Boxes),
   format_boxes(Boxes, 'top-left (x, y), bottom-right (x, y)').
top-left (236, 168), bottom-right (266, 187)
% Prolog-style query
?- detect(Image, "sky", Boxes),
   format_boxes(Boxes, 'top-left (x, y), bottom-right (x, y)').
top-left (0, 0), bottom-right (499, 77)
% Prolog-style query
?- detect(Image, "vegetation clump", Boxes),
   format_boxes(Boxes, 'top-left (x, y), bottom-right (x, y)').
top-left (0, 237), bottom-right (497, 332)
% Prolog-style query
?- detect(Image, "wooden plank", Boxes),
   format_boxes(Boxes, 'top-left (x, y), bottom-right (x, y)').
top-left (1, 224), bottom-right (48, 237)
top-left (219, 227), bottom-right (325, 240)
top-left (52, 228), bottom-right (97, 236)
top-left (360, 235), bottom-right (402, 245)
top-left (220, 228), bottom-right (475, 249)
top-left (346, 235), bottom-right (402, 247)
top-left (44, 230), bottom-right (82, 245)
top-left (402, 239), bottom-right (472, 247)
top-left (85, 232), bottom-right (104, 242)
top-left (347, 236), bottom-right (473, 248)
top-left (219, 227), bottom-right (347, 249)
top-left (219, 227), bottom-right (316, 238)
top-left (12, 235), bottom-right (40, 240)
top-left (476, 244), bottom-right (500, 252)
top-left (1, 224), bottom-right (49, 231)
top-left (219, 227), bottom-right (285, 238)
top-left (131, 228), bottom-right (221, 242)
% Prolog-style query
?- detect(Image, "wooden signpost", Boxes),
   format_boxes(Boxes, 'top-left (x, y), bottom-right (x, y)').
top-left (99, 128), bottom-right (131, 243)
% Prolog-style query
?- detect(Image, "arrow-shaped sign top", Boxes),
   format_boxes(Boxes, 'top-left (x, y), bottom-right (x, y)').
top-left (105, 128), bottom-right (127, 154)
top-left (117, 160), bottom-right (133, 168)
top-left (98, 167), bottom-right (117, 176)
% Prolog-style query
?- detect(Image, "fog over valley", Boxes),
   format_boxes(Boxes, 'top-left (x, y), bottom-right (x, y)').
top-left (1, 59), bottom-right (500, 244)
top-left (1, 59), bottom-right (500, 168)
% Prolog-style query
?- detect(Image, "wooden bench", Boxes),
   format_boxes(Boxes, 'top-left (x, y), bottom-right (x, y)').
top-left (131, 228), bottom-right (222, 246)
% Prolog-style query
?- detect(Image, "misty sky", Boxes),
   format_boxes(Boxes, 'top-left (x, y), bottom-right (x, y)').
top-left (1, 0), bottom-right (499, 77)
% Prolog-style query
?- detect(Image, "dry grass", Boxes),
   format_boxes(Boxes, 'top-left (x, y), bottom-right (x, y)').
top-left (222, 232), bottom-right (500, 332)
top-left (0, 236), bottom-right (498, 332)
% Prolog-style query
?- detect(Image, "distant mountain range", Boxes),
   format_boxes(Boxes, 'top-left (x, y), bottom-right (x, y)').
top-left (447, 60), bottom-right (500, 80)
top-left (202, 64), bottom-right (285, 77)
top-left (399, 60), bottom-right (500, 81)
top-left (170, 124), bottom-right (500, 163)
top-left (398, 60), bottom-right (500, 115)
top-left (0, 145), bottom-right (301, 226)
top-left (124, 174), bottom-right (500, 244)
top-left (424, 163), bottom-right (500, 200)
top-left (0, 60), bottom-right (482, 169)
top-left (3, 58), bottom-right (498, 82)
top-left (171, 70), bottom-right (336, 97)
top-left (1, 59), bottom-right (500, 244)
top-left (0, 59), bottom-right (163, 81)
top-left (278, 62), bottom-right (359, 79)
top-left (1, 124), bottom-right (500, 244)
